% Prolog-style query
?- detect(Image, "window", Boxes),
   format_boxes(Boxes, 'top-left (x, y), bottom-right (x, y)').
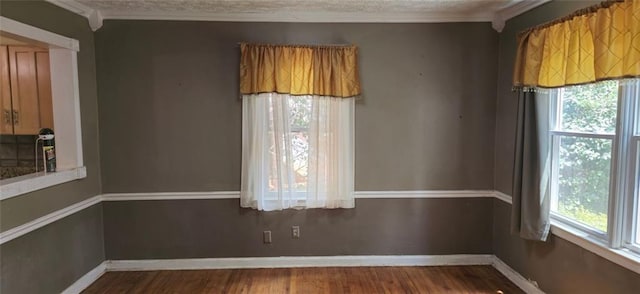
top-left (627, 83), bottom-right (640, 252)
top-left (241, 93), bottom-right (355, 211)
top-left (267, 96), bottom-right (311, 197)
top-left (238, 43), bottom-right (359, 211)
top-left (549, 79), bottom-right (640, 253)
top-left (550, 81), bottom-right (618, 234)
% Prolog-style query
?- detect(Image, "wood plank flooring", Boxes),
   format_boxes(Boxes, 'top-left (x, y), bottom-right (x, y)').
top-left (83, 266), bottom-right (524, 293)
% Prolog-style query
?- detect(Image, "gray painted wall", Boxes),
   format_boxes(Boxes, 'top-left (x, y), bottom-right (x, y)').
top-left (95, 19), bottom-right (499, 264)
top-left (104, 198), bottom-right (493, 259)
top-left (493, 200), bottom-right (640, 293)
top-left (95, 21), bottom-right (499, 192)
top-left (493, 1), bottom-right (640, 292)
top-left (0, 1), bottom-right (105, 293)
top-left (2, 1), bottom-right (638, 293)
top-left (0, 0), bottom-right (102, 231)
top-left (0, 204), bottom-right (104, 294)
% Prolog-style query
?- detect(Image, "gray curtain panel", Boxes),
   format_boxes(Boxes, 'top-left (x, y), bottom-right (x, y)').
top-left (511, 90), bottom-right (552, 241)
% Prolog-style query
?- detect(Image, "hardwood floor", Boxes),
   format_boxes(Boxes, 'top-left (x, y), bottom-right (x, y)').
top-left (83, 266), bottom-right (524, 293)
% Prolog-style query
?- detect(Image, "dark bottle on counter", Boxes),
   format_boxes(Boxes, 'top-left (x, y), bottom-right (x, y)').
top-left (39, 128), bottom-right (56, 172)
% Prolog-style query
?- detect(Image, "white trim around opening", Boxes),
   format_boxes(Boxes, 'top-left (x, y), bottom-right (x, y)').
top-left (0, 16), bottom-right (86, 201)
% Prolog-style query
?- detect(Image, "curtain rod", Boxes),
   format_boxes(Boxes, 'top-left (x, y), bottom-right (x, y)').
top-left (237, 42), bottom-right (355, 48)
top-left (518, 0), bottom-right (624, 37)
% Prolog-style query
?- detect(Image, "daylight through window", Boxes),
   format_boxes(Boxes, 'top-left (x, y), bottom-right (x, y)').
top-left (549, 79), bottom-right (640, 253)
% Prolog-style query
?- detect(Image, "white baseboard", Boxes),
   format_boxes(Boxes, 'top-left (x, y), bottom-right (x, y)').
top-left (59, 255), bottom-right (544, 293)
top-left (61, 261), bottom-right (107, 294)
top-left (106, 254), bottom-right (495, 271)
top-left (76, 255), bottom-right (540, 293)
top-left (491, 256), bottom-right (544, 294)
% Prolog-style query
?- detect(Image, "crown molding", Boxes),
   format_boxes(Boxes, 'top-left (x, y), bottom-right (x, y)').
top-left (492, 0), bottom-right (552, 32)
top-left (491, 14), bottom-right (507, 33)
top-left (45, 0), bottom-right (103, 31)
top-left (498, 0), bottom-right (552, 21)
top-left (42, 0), bottom-right (551, 32)
top-left (101, 10), bottom-right (495, 23)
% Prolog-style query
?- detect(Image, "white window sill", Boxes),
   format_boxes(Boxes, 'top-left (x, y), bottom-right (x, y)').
top-left (550, 221), bottom-right (640, 275)
top-left (0, 166), bottom-right (87, 201)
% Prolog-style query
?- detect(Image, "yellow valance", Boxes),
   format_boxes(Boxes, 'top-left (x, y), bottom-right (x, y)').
top-left (239, 43), bottom-right (361, 98)
top-left (513, 0), bottom-right (640, 89)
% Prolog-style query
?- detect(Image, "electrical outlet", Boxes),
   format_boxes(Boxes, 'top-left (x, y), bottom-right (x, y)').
top-left (263, 231), bottom-right (272, 244)
top-left (292, 226), bottom-right (300, 239)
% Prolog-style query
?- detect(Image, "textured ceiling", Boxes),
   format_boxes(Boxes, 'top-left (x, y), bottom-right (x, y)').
top-left (75, 0), bottom-right (515, 14)
top-left (52, 0), bottom-right (547, 31)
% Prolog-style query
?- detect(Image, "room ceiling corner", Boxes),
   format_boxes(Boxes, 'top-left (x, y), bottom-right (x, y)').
top-left (493, 0), bottom-right (551, 32)
top-left (45, 0), bottom-right (103, 31)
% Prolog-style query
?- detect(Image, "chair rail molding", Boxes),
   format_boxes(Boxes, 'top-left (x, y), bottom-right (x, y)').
top-left (1, 190), bottom-right (495, 245)
top-left (0, 194), bottom-right (100, 244)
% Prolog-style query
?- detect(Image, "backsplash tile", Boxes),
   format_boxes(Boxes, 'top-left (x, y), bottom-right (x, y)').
top-left (1, 159), bottom-right (18, 167)
top-left (17, 135), bottom-right (37, 143)
top-left (0, 143), bottom-right (17, 159)
top-left (18, 143), bottom-right (34, 158)
top-left (0, 135), bottom-right (42, 179)
top-left (0, 135), bottom-right (17, 144)
top-left (18, 160), bottom-right (36, 167)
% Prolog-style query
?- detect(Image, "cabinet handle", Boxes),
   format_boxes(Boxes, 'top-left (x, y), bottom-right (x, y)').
top-left (12, 110), bottom-right (18, 125)
top-left (3, 110), bottom-right (10, 124)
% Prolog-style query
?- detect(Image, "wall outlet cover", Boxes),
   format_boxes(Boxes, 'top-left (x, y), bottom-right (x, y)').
top-left (292, 226), bottom-right (300, 239)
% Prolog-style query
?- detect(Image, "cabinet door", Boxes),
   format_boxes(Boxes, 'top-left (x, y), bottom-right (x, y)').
top-left (36, 52), bottom-right (53, 130)
top-left (0, 46), bottom-right (12, 134)
top-left (8, 46), bottom-right (53, 134)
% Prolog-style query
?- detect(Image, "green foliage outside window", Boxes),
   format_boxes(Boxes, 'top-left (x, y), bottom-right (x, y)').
top-left (556, 81), bottom-right (618, 232)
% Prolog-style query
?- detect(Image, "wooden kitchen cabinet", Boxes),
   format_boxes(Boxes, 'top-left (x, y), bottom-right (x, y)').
top-left (0, 45), bottom-right (12, 134)
top-left (0, 45), bottom-right (54, 135)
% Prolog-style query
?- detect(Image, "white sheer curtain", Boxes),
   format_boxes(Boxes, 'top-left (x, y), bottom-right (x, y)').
top-left (241, 93), bottom-right (354, 211)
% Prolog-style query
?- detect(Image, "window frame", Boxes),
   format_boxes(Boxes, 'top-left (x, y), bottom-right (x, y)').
top-left (620, 82), bottom-right (640, 254)
top-left (623, 137), bottom-right (640, 254)
top-left (241, 92), bottom-right (355, 211)
top-left (263, 97), bottom-right (312, 203)
top-left (548, 86), bottom-right (617, 241)
top-left (548, 80), bottom-right (640, 256)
